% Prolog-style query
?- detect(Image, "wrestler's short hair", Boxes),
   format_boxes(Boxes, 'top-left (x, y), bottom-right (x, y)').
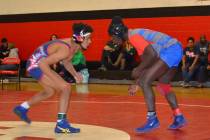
top-left (72, 23), bottom-right (93, 43)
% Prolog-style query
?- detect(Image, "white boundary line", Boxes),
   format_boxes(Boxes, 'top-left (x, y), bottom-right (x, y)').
top-left (1, 100), bottom-right (210, 108)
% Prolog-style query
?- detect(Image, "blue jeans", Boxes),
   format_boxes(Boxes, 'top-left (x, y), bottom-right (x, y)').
top-left (182, 63), bottom-right (198, 83)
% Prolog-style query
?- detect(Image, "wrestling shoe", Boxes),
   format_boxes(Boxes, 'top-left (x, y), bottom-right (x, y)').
top-left (55, 119), bottom-right (80, 133)
top-left (135, 115), bottom-right (160, 133)
top-left (13, 106), bottom-right (31, 124)
top-left (168, 114), bottom-right (187, 130)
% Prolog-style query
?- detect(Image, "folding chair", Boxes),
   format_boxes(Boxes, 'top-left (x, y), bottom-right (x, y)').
top-left (0, 57), bottom-right (21, 90)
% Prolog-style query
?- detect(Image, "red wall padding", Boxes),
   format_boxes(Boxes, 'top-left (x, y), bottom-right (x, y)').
top-left (0, 16), bottom-right (210, 61)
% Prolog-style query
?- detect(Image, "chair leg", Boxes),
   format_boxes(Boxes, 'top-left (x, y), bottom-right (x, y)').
top-left (18, 75), bottom-right (21, 90)
top-left (0, 75), bottom-right (2, 90)
top-left (1, 76), bottom-right (3, 90)
top-left (16, 79), bottom-right (17, 90)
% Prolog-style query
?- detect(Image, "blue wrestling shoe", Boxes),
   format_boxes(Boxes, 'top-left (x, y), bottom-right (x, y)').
top-left (135, 115), bottom-right (160, 133)
top-left (13, 106), bottom-right (31, 124)
top-left (168, 114), bottom-right (187, 130)
top-left (55, 119), bottom-right (80, 133)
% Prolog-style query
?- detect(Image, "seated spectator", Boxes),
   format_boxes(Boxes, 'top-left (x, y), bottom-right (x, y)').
top-left (113, 41), bottom-right (137, 70)
top-left (0, 38), bottom-right (18, 71)
top-left (195, 35), bottom-right (209, 87)
top-left (50, 34), bottom-right (58, 41)
top-left (208, 43), bottom-right (210, 70)
top-left (181, 37), bottom-right (199, 87)
top-left (98, 38), bottom-right (122, 71)
top-left (0, 38), bottom-right (10, 59)
top-left (98, 16), bottom-right (125, 71)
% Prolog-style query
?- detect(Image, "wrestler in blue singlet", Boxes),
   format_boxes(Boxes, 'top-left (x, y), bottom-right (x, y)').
top-left (26, 40), bottom-right (70, 80)
top-left (129, 29), bottom-right (183, 68)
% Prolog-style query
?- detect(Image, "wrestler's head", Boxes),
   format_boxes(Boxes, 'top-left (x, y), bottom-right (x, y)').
top-left (72, 23), bottom-right (93, 50)
top-left (109, 16), bottom-right (128, 45)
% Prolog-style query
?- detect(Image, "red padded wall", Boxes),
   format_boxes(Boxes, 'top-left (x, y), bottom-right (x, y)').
top-left (0, 16), bottom-right (210, 61)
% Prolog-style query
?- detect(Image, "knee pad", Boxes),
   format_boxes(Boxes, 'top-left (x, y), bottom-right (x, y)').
top-left (156, 83), bottom-right (171, 96)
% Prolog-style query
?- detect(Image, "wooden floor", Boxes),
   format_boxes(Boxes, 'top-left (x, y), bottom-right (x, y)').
top-left (0, 83), bottom-right (210, 140)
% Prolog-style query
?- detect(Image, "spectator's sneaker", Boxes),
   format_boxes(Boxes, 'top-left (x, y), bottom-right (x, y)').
top-left (196, 83), bottom-right (203, 88)
top-left (183, 82), bottom-right (191, 88)
top-left (168, 114), bottom-right (187, 130)
top-left (180, 81), bottom-right (185, 86)
top-left (98, 66), bottom-right (107, 71)
top-left (55, 119), bottom-right (80, 133)
top-left (135, 115), bottom-right (160, 133)
top-left (3, 79), bottom-right (9, 83)
top-left (13, 106), bottom-right (31, 124)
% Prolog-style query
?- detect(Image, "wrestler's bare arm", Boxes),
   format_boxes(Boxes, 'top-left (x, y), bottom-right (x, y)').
top-left (39, 46), bottom-right (69, 79)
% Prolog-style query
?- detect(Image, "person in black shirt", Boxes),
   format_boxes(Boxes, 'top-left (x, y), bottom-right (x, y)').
top-left (0, 38), bottom-right (10, 59)
top-left (195, 35), bottom-right (209, 87)
top-left (112, 41), bottom-right (137, 70)
top-left (98, 39), bottom-right (122, 71)
top-left (181, 37), bottom-right (199, 87)
top-left (207, 43), bottom-right (210, 70)
top-left (98, 16), bottom-right (124, 71)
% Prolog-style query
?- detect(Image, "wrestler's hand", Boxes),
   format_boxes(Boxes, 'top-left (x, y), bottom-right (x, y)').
top-left (74, 72), bottom-right (83, 83)
top-left (128, 84), bottom-right (139, 96)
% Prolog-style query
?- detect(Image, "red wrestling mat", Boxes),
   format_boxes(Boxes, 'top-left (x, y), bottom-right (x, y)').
top-left (1, 86), bottom-right (210, 140)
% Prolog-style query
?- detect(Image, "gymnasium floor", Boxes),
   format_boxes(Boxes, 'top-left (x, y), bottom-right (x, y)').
top-left (0, 83), bottom-right (210, 140)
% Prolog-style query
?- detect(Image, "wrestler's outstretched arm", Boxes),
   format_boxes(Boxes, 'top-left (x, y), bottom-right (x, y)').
top-left (129, 45), bottom-right (157, 95)
top-left (131, 45), bottom-right (157, 79)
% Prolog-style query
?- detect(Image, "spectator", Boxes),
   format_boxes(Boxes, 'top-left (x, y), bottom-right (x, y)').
top-left (113, 41), bottom-right (137, 70)
top-left (0, 38), bottom-right (18, 71)
top-left (98, 38), bottom-right (122, 71)
top-left (50, 34), bottom-right (58, 41)
top-left (98, 16), bottom-right (125, 71)
top-left (181, 37), bottom-right (199, 87)
top-left (207, 43), bottom-right (210, 70)
top-left (0, 38), bottom-right (19, 83)
top-left (195, 35), bottom-right (209, 87)
top-left (0, 38), bottom-right (10, 59)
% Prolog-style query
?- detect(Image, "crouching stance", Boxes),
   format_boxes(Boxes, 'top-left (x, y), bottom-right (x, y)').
top-left (14, 23), bottom-right (93, 133)
top-left (109, 17), bottom-right (186, 133)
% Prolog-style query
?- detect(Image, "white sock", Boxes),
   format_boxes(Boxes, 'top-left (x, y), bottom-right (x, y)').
top-left (20, 102), bottom-right (30, 109)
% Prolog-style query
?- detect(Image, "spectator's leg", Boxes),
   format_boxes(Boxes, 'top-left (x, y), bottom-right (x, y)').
top-left (196, 65), bottom-right (207, 87)
top-left (124, 53), bottom-right (135, 70)
top-left (113, 53), bottom-right (123, 67)
top-left (98, 50), bottom-right (110, 70)
top-left (182, 67), bottom-right (188, 82)
top-left (120, 58), bottom-right (126, 70)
